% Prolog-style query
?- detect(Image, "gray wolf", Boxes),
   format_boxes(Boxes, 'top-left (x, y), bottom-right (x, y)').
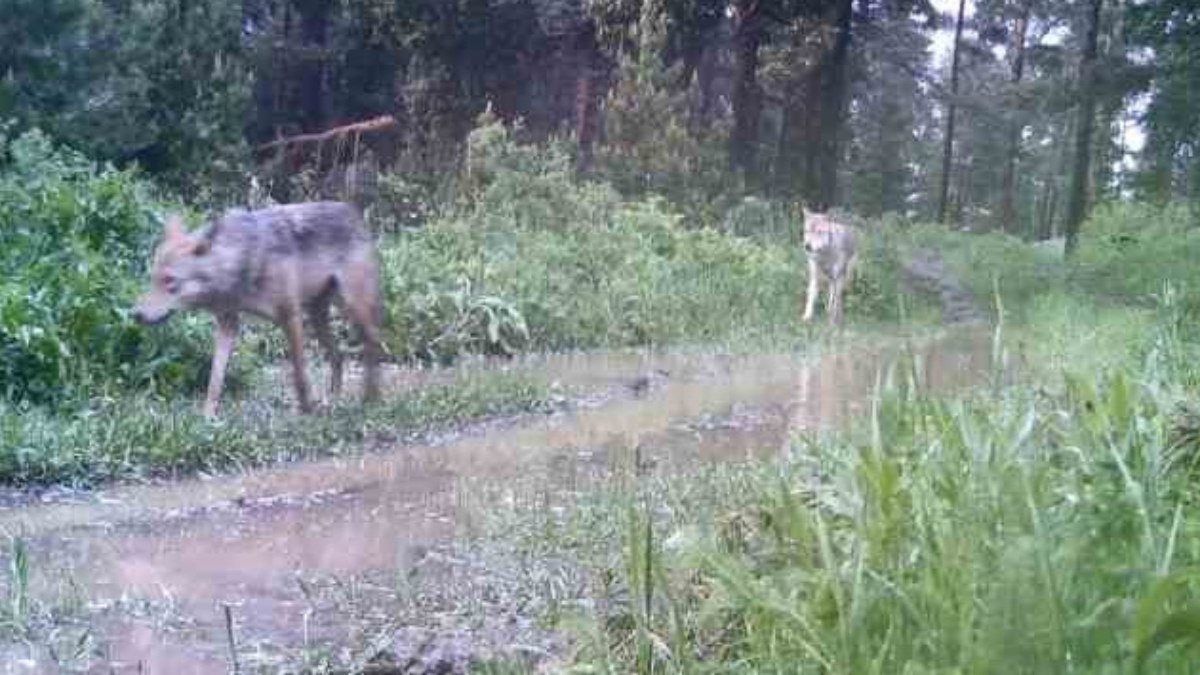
top-left (801, 207), bottom-right (858, 326)
top-left (133, 201), bottom-right (384, 417)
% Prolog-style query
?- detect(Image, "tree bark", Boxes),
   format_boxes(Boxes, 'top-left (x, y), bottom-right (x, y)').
top-left (729, 1), bottom-right (763, 185)
top-left (1064, 0), bottom-right (1104, 256)
top-left (1092, 0), bottom-right (1126, 201)
top-left (791, 0), bottom-right (852, 209)
top-left (297, 0), bottom-right (333, 132)
top-left (815, 0), bottom-right (853, 209)
top-left (937, 0), bottom-right (968, 224)
top-left (573, 23), bottom-right (601, 174)
top-left (998, 1), bottom-right (1030, 233)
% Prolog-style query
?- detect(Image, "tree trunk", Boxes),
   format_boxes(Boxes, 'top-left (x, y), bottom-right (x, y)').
top-left (297, 0), bottom-right (333, 132)
top-left (573, 23), bottom-right (601, 174)
top-left (684, 22), bottom-right (721, 128)
top-left (998, 1), bottom-right (1030, 233)
top-left (815, 0), bottom-right (852, 209)
top-left (793, 0), bottom-right (852, 209)
top-left (694, 39), bottom-right (719, 125)
top-left (1064, 0), bottom-right (1104, 256)
top-left (937, 0), bottom-right (967, 224)
top-left (1092, 0), bottom-right (1126, 201)
top-left (729, 1), bottom-right (763, 185)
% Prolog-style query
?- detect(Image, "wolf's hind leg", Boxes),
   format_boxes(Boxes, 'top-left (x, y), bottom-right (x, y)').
top-left (342, 256), bottom-right (384, 403)
top-left (308, 294), bottom-right (342, 399)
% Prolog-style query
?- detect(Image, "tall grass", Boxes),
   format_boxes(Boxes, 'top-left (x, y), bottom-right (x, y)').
top-left (0, 373), bottom-right (548, 487)
top-left (564, 292), bottom-right (1200, 674)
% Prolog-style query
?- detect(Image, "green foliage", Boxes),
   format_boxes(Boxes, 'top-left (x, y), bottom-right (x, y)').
top-left (895, 203), bottom-right (1200, 325)
top-left (462, 112), bottom-right (612, 232)
top-left (1071, 202), bottom-right (1200, 303)
top-left (567, 300), bottom-right (1200, 674)
top-left (1130, 0), bottom-right (1200, 202)
top-left (377, 201), bottom-right (802, 356)
top-left (0, 0), bottom-right (251, 196)
top-left (0, 0), bottom-right (88, 132)
top-left (0, 373), bottom-right (548, 487)
top-left (373, 171), bottom-right (437, 231)
top-left (906, 222), bottom-right (1065, 317)
top-left (380, 261), bottom-right (531, 366)
top-left (721, 196), bottom-right (795, 241)
top-left (593, 16), bottom-right (734, 226)
top-left (373, 117), bottom-right (812, 360)
top-left (844, 214), bottom-right (916, 322)
top-left (0, 129), bottom-right (212, 404)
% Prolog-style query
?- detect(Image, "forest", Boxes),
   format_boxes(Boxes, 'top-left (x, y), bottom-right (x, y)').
top-left (4, 1), bottom-right (1192, 230)
top-left (3, 0), bottom-right (1200, 672)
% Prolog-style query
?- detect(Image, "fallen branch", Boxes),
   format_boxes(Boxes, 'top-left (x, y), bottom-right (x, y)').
top-left (254, 115), bottom-right (399, 155)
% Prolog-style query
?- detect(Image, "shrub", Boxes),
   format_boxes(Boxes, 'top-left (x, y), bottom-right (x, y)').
top-left (1071, 201), bottom-right (1200, 303)
top-left (375, 190), bottom-right (805, 357)
top-left (0, 129), bottom-right (214, 404)
top-left (364, 115), bottom-right (824, 359)
top-left (722, 196), bottom-right (796, 242)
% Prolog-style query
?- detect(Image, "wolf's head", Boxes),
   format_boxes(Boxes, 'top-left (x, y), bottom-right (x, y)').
top-left (801, 207), bottom-right (836, 255)
top-left (133, 215), bottom-right (214, 325)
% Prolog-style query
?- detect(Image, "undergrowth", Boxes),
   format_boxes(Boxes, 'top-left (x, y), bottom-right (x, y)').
top-left (521, 286), bottom-right (1200, 674)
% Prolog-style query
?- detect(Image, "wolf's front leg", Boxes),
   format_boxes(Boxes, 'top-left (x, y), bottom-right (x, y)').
top-left (203, 314), bottom-right (240, 418)
top-left (802, 257), bottom-right (820, 322)
top-left (280, 310), bottom-right (314, 414)
top-left (829, 275), bottom-right (845, 327)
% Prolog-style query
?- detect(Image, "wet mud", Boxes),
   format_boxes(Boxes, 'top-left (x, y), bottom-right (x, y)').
top-left (0, 329), bottom-right (994, 673)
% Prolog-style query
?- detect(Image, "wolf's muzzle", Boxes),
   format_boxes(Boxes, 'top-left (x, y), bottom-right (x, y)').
top-left (133, 308), bottom-right (172, 325)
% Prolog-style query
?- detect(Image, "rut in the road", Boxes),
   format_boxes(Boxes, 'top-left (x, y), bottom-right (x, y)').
top-left (902, 247), bottom-right (987, 325)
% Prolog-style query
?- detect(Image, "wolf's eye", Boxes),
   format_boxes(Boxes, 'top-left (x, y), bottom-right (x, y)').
top-left (162, 275), bottom-right (179, 293)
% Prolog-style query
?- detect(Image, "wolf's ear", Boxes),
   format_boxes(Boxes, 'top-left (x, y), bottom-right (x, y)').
top-left (191, 219), bottom-right (221, 256)
top-left (801, 206), bottom-right (814, 221)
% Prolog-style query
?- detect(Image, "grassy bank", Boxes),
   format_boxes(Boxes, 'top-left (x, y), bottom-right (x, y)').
top-left (531, 287), bottom-right (1200, 673)
top-left (0, 373), bottom-right (549, 488)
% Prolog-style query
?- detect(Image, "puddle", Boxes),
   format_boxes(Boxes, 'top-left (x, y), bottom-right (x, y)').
top-left (0, 328), bottom-right (993, 673)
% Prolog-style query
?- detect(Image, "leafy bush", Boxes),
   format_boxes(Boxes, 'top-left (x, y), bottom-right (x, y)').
top-left (722, 196), bottom-right (796, 242)
top-left (1071, 201), bottom-right (1200, 303)
top-left (366, 116), bottom-right (942, 362)
top-left (376, 190), bottom-right (805, 357)
top-left (462, 112), bottom-right (621, 233)
top-left (0, 129), bottom-right (213, 404)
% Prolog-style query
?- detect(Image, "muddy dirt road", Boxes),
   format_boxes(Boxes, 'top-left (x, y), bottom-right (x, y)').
top-left (0, 328), bottom-right (993, 673)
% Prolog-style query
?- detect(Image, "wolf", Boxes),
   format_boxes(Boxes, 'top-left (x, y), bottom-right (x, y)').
top-left (133, 201), bottom-right (384, 417)
top-left (801, 207), bottom-right (858, 326)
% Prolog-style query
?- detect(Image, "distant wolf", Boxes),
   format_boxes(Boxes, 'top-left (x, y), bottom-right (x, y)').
top-left (133, 201), bottom-right (384, 417)
top-left (801, 207), bottom-right (858, 327)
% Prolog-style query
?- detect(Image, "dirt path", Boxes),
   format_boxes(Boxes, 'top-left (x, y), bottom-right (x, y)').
top-left (0, 249), bottom-right (994, 673)
top-left (0, 326), bottom-right (994, 674)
